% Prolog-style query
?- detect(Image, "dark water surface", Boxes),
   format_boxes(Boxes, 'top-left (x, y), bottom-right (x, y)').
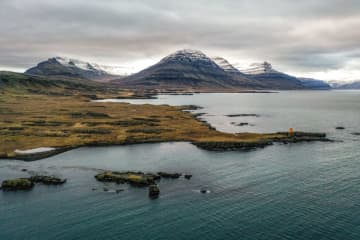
top-left (1, 91), bottom-right (360, 240)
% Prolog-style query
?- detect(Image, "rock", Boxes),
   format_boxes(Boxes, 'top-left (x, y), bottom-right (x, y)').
top-left (226, 114), bottom-right (259, 117)
top-left (148, 184), bottom-right (160, 198)
top-left (116, 189), bottom-right (124, 194)
top-left (1, 178), bottom-right (34, 191)
top-left (193, 140), bottom-right (272, 151)
top-left (29, 175), bottom-right (66, 185)
top-left (103, 187), bottom-right (109, 192)
top-left (21, 168), bottom-right (28, 172)
top-left (157, 172), bottom-right (182, 179)
top-left (351, 132), bottom-right (360, 136)
top-left (184, 174), bottom-right (192, 180)
top-left (95, 171), bottom-right (157, 187)
top-left (336, 126), bottom-right (345, 130)
top-left (91, 188), bottom-right (97, 191)
top-left (200, 189), bottom-right (208, 194)
top-left (237, 122), bottom-right (249, 126)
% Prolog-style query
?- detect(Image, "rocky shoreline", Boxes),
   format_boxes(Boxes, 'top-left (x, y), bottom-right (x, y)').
top-left (0, 131), bottom-right (332, 161)
top-left (1, 175), bottom-right (66, 191)
top-left (193, 131), bottom-right (332, 151)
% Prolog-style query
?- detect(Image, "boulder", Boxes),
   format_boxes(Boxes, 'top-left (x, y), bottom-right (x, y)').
top-left (148, 184), bottom-right (160, 198)
top-left (200, 189), bottom-right (208, 194)
top-left (184, 174), bottom-right (192, 180)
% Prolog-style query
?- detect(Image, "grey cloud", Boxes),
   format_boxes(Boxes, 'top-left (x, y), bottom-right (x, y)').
top-left (0, 0), bottom-right (360, 77)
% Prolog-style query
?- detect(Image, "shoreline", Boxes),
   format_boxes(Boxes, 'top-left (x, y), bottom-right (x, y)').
top-left (0, 92), bottom-right (332, 161)
top-left (0, 132), bottom-right (331, 161)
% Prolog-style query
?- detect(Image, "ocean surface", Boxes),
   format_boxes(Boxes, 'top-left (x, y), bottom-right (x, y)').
top-left (1, 91), bottom-right (360, 240)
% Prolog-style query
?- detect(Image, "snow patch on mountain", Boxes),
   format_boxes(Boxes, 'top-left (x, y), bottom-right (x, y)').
top-left (240, 62), bottom-right (279, 75)
top-left (159, 49), bottom-right (220, 68)
top-left (212, 57), bottom-right (240, 73)
top-left (54, 57), bottom-right (128, 75)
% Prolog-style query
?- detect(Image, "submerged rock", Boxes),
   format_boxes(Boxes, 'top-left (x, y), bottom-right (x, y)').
top-left (1, 178), bottom-right (34, 191)
top-left (200, 189), bottom-right (208, 194)
top-left (148, 184), bottom-right (160, 199)
top-left (351, 132), bottom-right (360, 136)
top-left (157, 172), bottom-right (182, 179)
top-left (29, 175), bottom-right (66, 185)
top-left (226, 114), bottom-right (259, 117)
top-left (184, 174), bottom-right (192, 180)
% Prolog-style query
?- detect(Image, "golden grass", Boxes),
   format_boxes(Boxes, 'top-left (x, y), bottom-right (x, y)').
top-left (0, 92), bottom-right (287, 158)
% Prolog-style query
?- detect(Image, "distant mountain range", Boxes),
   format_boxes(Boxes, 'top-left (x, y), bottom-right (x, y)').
top-left (25, 57), bottom-right (124, 81)
top-left (328, 80), bottom-right (360, 89)
top-left (297, 78), bottom-right (331, 90)
top-left (22, 49), bottom-right (354, 91)
top-left (111, 49), bottom-right (313, 90)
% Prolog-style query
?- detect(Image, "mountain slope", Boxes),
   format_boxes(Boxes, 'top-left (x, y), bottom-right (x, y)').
top-left (25, 57), bottom-right (122, 81)
top-left (241, 62), bottom-right (306, 89)
top-left (0, 71), bottom-right (110, 95)
top-left (298, 78), bottom-right (331, 90)
top-left (112, 49), bottom-right (264, 91)
top-left (329, 80), bottom-right (360, 89)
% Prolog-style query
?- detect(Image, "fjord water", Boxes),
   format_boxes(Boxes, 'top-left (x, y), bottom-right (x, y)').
top-left (1, 91), bottom-right (360, 240)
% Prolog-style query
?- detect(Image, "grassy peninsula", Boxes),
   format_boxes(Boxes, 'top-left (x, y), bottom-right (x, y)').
top-left (0, 72), bottom-right (330, 160)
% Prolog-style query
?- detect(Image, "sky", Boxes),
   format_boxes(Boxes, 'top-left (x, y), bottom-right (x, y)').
top-left (1, 0), bottom-right (360, 81)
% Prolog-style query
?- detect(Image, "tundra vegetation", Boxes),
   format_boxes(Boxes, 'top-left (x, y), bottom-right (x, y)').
top-left (0, 71), bottom-right (330, 159)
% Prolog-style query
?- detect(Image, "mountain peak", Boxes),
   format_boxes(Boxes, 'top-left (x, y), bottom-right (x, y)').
top-left (212, 56), bottom-right (240, 73)
top-left (25, 57), bottom-right (126, 80)
top-left (160, 49), bottom-right (218, 65)
top-left (241, 61), bottom-right (279, 75)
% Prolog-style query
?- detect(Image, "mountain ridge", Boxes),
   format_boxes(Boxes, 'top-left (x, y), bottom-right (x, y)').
top-left (25, 57), bottom-right (124, 81)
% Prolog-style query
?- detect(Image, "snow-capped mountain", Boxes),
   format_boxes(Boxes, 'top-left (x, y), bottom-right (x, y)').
top-left (240, 61), bottom-right (306, 89)
top-left (240, 62), bottom-right (279, 75)
top-left (25, 57), bottom-right (125, 81)
top-left (298, 78), bottom-right (331, 90)
top-left (328, 80), bottom-right (360, 89)
top-left (212, 57), bottom-right (240, 74)
top-left (113, 49), bottom-right (259, 90)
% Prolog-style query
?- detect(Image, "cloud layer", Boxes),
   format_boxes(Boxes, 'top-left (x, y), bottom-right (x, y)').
top-left (1, 0), bottom-right (360, 80)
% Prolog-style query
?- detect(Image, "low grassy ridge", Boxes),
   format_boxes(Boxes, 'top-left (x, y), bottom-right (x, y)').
top-left (0, 90), bottom-right (293, 159)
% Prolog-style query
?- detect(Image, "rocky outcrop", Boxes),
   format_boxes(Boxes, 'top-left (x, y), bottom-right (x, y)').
top-left (193, 140), bottom-right (272, 151)
top-left (29, 175), bottom-right (66, 185)
top-left (157, 172), bottom-right (182, 179)
top-left (1, 178), bottom-right (34, 191)
top-left (184, 174), bottom-right (192, 180)
top-left (1, 175), bottom-right (66, 191)
top-left (148, 184), bottom-right (160, 199)
top-left (193, 132), bottom-right (331, 151)
top-left (95, 171), bottom-right (159, 186)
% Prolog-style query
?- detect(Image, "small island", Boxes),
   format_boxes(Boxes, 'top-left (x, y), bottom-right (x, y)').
top-left (1, 175), bottom-right (66, 191)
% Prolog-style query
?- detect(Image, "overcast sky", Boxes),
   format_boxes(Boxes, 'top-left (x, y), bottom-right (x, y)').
top-left (1, 0), bottom-right (360, 81)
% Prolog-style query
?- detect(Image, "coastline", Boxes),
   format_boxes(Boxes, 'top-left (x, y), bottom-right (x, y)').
top-left (0, 92), bottom-right (332, 161)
